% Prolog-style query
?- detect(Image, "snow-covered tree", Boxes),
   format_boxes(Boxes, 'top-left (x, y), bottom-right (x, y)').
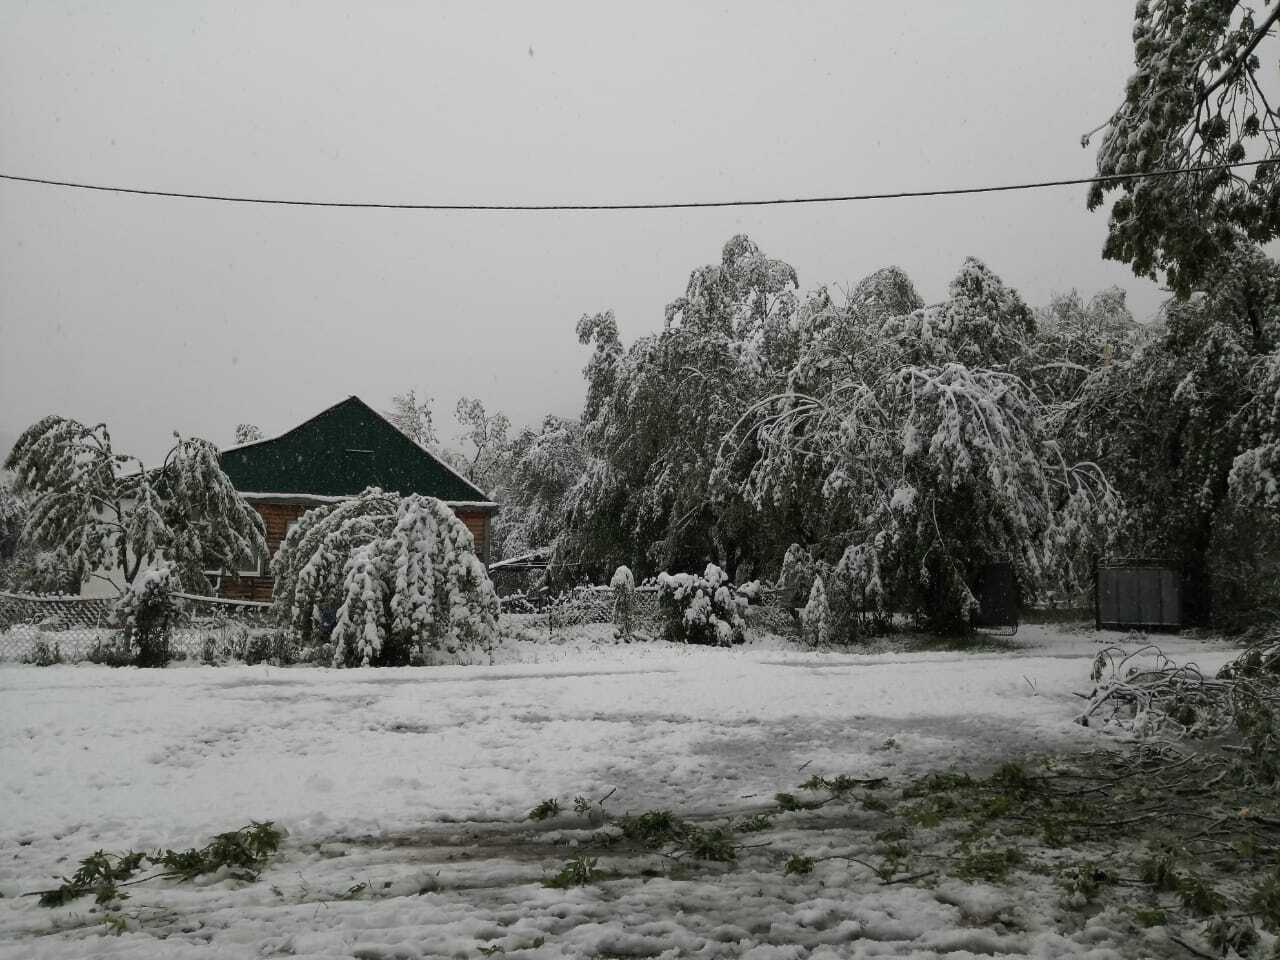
top-left (271, 488), bottom-right (398, 644)
top-left (560, 236), bottom-right (803, 581)
top-left (0, 476), bottom-right (27, 577)
top-left (1232, 351), bottom-right (1280, 510)
top-left (800, 575), bottom-right (831, 647)
top-left (388, 389), bottom-right (439, 450)
top-left (3, 417), bottom-right (266, 594)
top-left (1066, 245), bottom-right (1280, 626)
top-left (732, 260), bottom-right (1118, 634)
top-left (655, 563), bottom-right (746, 646)
top-left (1088, 1), bottom-right (1280, 295)
top-left (453, 396), bottom-right (511, 492)
top-left (233, 423), bottom-right (264, 445)
top-left (610, 564), bottom-right (637, 640)
top-left (1030, 287), bottom-right (1143, 405)
top-left (490, 415), bottom-right (586, 563)
top-left (272, 488), bottom-right (499, 665)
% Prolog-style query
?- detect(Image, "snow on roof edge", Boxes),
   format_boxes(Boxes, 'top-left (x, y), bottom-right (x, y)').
top-left (237, 491), bottom-right (498, 510)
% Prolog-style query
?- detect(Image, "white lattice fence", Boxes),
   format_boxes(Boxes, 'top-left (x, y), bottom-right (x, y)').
top-left (507, 585), bottom-right (794, 633)
top-left (0, 591), bottom-right (276, 662)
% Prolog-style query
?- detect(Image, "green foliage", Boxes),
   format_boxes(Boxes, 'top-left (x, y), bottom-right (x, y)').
top-left (986, 762), bottom-right (1037, 802)
top-left (86, 638), bottom-right (136, 668)
top-left (901, 772), bottom-right (973, 799)
top-left (901, 794), bottom-right (960, 829)
top-left (528, 798), bottom-right (561, 821)
top-left (617, 809), bottom-right (684, 846)
top-left (542, 855), bottom-right (600, 889)
top-left (2, 546), bottom-right (81, 595)
top-left (682, 825), bottom-right (736, 862)
top-left (559, 236), bottom-right (803, 580)
top-left (800, 774), bottom-right (882, 795)
top-left (150, 821), bottom-right (282, 881)
top-left (773, 792), bottom-right (822, 812)
top-left (1066, 246), bottom-right (1280, 626)
top-left (1178, 872), bottom-right (1226, 917)
top-left (1251, 870), bottom-right (1280, 933)
top-left (36, 822), bottom-right (282, 908)
top-left (1133, 907), bottom-right (1167, 928)
top-left (101, 912), bottom-right (129, 935)
top-left (1205, 916), bottom-right (1259, 958)
top-left (733, 813), bottom-right (773, 833)
top-left (738, 258), bottom-right (1115, 635)
top-left (22, 639), bottom-right (62, 666)
top-left (491, 415), bottom-right (585, 566)
top-left (3, 419), bottom-right (265, 594)
top-left (954, 845), bottom-right (1024, 883)
top-left (1139, 848), bottom-right (1184, 894)
top-left (861, 795), bottom-right (891, 814)
top-left (1089, 1), bottom-right (1280, 295)
top-left (1060, 862), bottom-right (1113, 907)
top-left (38, 850), bottom-right (146, 907)
top-left (783, 854), bottom-right (815, 876)
top-left (615, 809), bottom-right (736, 861)
top-left (113, 565), bottom-right (183, 668)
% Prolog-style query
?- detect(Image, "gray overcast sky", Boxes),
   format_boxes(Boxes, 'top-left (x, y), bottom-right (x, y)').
top-left (1, 1), bottom-right (1161, 463)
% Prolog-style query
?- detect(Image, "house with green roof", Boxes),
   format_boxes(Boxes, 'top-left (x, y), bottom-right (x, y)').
top-left (215, 396), bottom-right (497, 601)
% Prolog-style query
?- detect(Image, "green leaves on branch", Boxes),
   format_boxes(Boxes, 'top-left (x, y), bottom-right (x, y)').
top-left (34, 822), bottom-right (283, 908)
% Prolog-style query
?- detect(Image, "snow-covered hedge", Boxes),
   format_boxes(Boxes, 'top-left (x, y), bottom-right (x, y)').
top-left (655, 564), bottom-right (747, 646)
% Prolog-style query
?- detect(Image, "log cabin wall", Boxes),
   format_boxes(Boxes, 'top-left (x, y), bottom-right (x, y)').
top-left (219, 502), bottom-right (490, 601)
top-left (457, 510), bottom-right (490, 563)
top-left (218, 502), bottom-right (308, 602)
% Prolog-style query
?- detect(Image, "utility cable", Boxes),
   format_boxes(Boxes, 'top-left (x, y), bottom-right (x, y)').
top-left (0, 159), bottom-right (1268, 212)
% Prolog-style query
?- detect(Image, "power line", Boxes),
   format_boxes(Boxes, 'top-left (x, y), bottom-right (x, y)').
top-left (0, 159), bottom-right (1268, 212)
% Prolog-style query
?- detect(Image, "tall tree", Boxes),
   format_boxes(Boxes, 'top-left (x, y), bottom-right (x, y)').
top-left (453, 396), bottom-right (511, 493)
top-left (388, 389), bottom-right (439, 450)
top-left (1065, 244), bottom-right (1280, 626)
top-left (490, 415), bottom-right (586, 560)
top-left (1029, 287), bottom-right (1143, 405)
top-left (4, 417), bottom-right (266, 594)
top-left (733, 259), bottom-right (1117, 633)
top-left (1088, 0), bottom-right (1280, 294)
top-left (233, 423), bottom-right (264, 445)
top-left (561, 235), bottom-right (802, 581)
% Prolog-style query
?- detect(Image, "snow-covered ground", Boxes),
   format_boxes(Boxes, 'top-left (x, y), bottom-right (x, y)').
top-left (0, 624), bottom-right (1242, 958)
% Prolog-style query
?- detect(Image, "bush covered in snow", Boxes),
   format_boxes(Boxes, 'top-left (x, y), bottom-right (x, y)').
top-left (656, 564), bottom-right (746, 646)
top-left (610, 565), bottom-right (637, 640)
top-left (777, 544), bottom-right (817, 624)
top-left (112, 564), bottom-right (184, 667)
top-left (273, 488), bottom-right (499, 666)
top-left (799, 576), bottom-right (831, 647)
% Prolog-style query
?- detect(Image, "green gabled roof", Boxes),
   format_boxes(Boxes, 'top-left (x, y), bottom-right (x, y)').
top-left (219, 396), bottom-right (494, 506)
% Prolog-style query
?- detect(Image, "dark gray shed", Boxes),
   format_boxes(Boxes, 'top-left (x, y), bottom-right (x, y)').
top-left (1095, 559), bottom-right (1181, 631)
